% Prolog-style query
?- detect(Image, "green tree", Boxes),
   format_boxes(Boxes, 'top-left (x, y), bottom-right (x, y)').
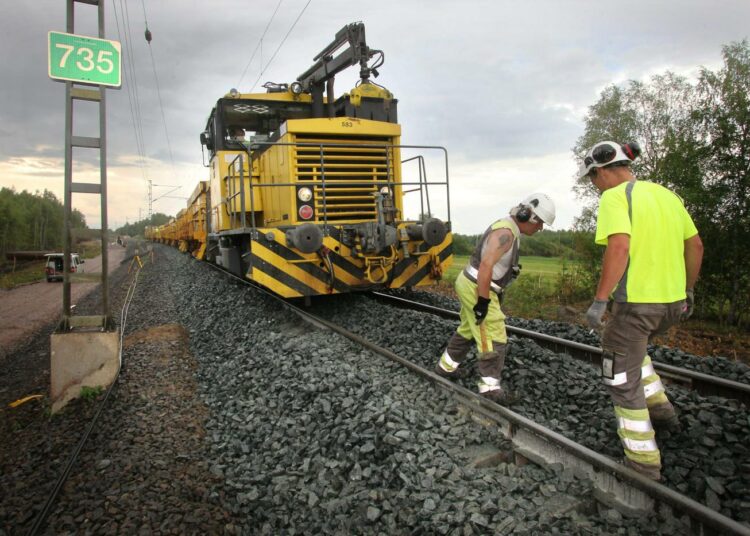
top-left (115, 213), bottom-right (171, 238)
top-left (573, 72), bottom-right (697, 202)
top-left (0, 188), bottom-right (86, 256)
top-left (573, 40), bottom-right (750, 326)
top-left (686, 40), bottom-right (750, 325)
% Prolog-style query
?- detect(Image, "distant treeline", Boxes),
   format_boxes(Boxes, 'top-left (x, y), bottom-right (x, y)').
top-left (0, 187), bottom-right (87, 256)
top-left (453, 230), bottom-right (585, 258)
top-left (115, 213), bottom-right (171, 238)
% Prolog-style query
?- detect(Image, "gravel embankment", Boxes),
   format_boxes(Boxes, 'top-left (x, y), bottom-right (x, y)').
top-left (387, 289), bottom-right (750, 385)
top-left (0, 248), bottom-right (136, 534)
top-left (6, 245), bottom-right (743, 534)
top-left (118, 247), bottom-right (689, 534)
top-left (318, 289), bottom-right (750, 525)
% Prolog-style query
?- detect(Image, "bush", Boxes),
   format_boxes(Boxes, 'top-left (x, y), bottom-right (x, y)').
top-left (555, 259), bottom-right (596, 305)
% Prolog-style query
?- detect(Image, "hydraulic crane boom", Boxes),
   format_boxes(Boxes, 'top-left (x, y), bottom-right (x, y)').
top-left (295, 22), bottom-right (382, 118)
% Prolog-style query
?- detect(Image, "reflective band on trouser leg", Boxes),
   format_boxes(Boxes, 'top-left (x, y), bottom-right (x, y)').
top-left (478, 376), bottom-right (500, 393)
top-left (603, 371), bottom-right (628, 386)
top-left (617, 417), bottom-right (653, 433)
top-left (614, 405), bottom-right (660, 466)
top-left (641, 355), bottom-right (669, 406)
top-left (643, 379), bottom-right (665, 399)
top-left (439, 351), bottom-right (461, 373)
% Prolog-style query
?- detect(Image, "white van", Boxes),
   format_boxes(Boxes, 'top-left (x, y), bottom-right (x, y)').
top-left (45, 253), bottom-right (84, 282)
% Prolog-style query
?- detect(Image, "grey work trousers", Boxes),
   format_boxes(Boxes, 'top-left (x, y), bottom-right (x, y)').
top-left (445, 332), bottom-right (507, 379)
top-left (601, 301), bottom-right (684, 410)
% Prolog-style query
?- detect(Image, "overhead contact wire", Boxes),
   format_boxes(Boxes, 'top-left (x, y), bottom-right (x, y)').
top-left (236, 0), bottom-right (284, 90)
top-left (249, 0), bottom-right (312, 92)
top-left (141, 1), bottom-right (177, 179)
top-left (121, 0), bottom-right (149, 176)
top-left (111, 0), bottom-right (148, 182)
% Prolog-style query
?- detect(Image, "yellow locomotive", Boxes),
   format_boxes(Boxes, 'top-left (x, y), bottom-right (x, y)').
top-left (148, 23), bottom-right (453, 298)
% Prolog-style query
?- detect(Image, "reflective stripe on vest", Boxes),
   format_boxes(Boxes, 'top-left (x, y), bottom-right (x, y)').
top-left (464, 265), bottom-right (503, 293)
top-left (613, 180), bottom-right (636, 302)
top-left (467, 218), bottom-right (520, 290)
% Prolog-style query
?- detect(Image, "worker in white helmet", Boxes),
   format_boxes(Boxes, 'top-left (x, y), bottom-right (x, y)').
top-left (581, 140), bottom-right (704, 481)
top-left (435, 193), bottom-right (556, 404)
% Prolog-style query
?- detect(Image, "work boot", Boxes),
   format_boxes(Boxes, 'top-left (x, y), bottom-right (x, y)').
top-left (480, 388), bottom-right (519, 405)
top-left (434, 363), bottom-right (469, 380)
top-left (652, 413), bottom-right (681, 432)
top-left (623, 458), bottom-right (661, 481)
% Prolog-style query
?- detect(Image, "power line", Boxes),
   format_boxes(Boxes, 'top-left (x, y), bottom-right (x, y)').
top-left (111, 0), bottom-right (147, 182)
top-left (121, 0), bottom-right (148, 169)
top-left (236, 0), bottom-right (284, 90)
top-left (146, 45), bottom-right (176, 173)
top-left (141, 0), bottom-right (177, 178)
top-left (250, 0), bottom-right (312, 93)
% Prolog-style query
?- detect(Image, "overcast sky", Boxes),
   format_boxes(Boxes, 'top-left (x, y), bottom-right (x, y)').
top-left (1, 0), bottom-right (748, 233)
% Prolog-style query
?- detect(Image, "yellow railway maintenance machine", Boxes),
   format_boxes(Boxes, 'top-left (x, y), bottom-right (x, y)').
top-left (200, 22), bottom-right (453, 298)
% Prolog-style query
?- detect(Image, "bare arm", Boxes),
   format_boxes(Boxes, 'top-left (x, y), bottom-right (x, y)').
top-left (476, 229), bottom-right (513, 299)
top-left (595, 233), bottom-right (630, 301)
top-left (684, 234), bottom-right (703, 290)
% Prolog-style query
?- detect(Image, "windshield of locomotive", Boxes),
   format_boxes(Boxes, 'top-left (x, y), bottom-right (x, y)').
top-left (220, 98), bottom-right (312, 150)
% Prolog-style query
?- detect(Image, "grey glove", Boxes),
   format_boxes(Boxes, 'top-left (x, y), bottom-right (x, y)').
top-left (681, 289), bottom-right (695, 321)
top-left (586, 299), bottom-right (608, 329)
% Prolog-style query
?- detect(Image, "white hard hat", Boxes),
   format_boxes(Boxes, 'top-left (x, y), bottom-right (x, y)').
top-left (521, 192), bottom-right (556, 226)
top-left (577, 140), bottom-right (641, 179)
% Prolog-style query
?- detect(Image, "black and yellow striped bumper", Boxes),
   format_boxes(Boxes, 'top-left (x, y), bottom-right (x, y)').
top-left (248, 228), bottom-right (453, 298)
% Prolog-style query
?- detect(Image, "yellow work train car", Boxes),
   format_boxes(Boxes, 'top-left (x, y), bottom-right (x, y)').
top-left (188, 23), bottom-right (453, 298)
top-left (187, 181), bottom-right (209, 259)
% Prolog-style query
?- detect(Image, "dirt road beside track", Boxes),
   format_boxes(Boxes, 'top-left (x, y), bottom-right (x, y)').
top-left (0, 246), bottom-right (127, 359)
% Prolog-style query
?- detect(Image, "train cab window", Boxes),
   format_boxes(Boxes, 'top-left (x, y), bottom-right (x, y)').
top-left (225, 126), bottom-right (247, 149)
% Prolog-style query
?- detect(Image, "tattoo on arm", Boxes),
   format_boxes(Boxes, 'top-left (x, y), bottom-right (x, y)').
top-left (498, 233), bottom-right (511, 250)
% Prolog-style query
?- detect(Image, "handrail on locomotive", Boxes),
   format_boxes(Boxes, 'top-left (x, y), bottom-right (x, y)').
top-left (224, 141), bottom-right (451, 242)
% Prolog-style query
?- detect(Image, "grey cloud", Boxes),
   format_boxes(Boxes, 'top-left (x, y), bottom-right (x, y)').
top-left (3, 0), bottom-right (750, 228)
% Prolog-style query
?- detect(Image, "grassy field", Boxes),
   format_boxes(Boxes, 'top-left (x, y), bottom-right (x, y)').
top-left (444, 255), bottom-right (566, 284)
top-left (0, 261), bottom-right (46, 289)
top-left (442, 255), bottom-right (581, 318)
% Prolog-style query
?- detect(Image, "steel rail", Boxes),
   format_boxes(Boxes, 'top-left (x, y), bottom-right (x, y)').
top-left (202, 262), bottom-right (750, 535)
top-left (372, 292), bottom-right (750, 406)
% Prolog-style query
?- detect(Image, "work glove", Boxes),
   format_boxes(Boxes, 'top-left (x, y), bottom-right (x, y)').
top-left (586, 299), bottom-right (608, 329)
top-left (681, 289), bottom-right (695, 321)
top-left (473, 296), bottom-right (491, 325)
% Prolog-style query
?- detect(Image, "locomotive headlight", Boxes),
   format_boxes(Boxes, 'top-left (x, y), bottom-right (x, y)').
top-left (379, 186), bottom-right (391, 196)
top-left (297, 187), bottom-right (313, 202)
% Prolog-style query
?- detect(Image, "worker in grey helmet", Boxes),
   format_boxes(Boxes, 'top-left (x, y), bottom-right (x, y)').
top-left (435, 193), bottom-right (556, 403)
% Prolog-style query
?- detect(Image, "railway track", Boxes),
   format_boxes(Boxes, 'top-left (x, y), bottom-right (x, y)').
top-left (371, 292), bottom-right (750, 406)
top-left (205, 264), bottom-right (750, 535)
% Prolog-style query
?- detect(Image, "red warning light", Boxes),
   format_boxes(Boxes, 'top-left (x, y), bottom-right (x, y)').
top-left (299, 205), bottom-right (314, 220)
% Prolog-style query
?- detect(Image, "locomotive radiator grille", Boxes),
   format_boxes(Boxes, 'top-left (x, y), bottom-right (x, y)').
top-left (294, 135), bottom-right (394, 222)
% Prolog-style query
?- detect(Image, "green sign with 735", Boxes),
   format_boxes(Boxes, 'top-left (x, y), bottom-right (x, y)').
top-left (48, 31), bottom-right (121, 88)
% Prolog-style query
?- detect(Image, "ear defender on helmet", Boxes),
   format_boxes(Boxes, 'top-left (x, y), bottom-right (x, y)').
top-left (512, 193), bottom-right (555, 225)
top-left (515, 204), bottom-right (532, 222)
top-left (578, 140), bottom-right (641, 179)
top-left (621, 141), bottom-right (641, 160)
